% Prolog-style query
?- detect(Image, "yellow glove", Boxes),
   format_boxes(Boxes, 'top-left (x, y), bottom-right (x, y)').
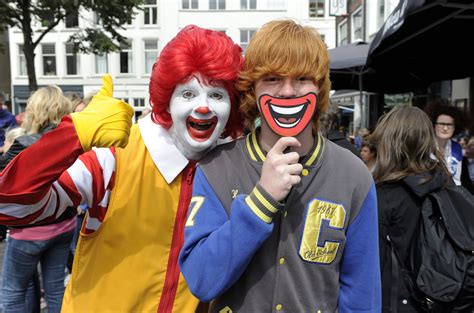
top-left (71, 74), bottom-right (134, 151)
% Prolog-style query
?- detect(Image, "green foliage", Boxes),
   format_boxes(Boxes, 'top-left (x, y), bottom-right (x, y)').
top-left (0, 0), bottom-right (144, 90)
top-left (0, 0), bottom-right (144, 55)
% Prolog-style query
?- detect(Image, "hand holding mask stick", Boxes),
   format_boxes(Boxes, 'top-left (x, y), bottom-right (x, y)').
top-left (259, 136), bottom-right (303, 202)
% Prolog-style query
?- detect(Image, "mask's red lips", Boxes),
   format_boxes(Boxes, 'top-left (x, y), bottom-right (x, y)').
top-left (187, 116), bottom-right (218, 142)
top-left (258, 92), bottom-right (318, 137)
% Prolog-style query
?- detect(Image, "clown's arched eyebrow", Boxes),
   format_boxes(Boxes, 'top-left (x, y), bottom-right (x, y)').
top-left (192, 74), bottom-right (202, 86)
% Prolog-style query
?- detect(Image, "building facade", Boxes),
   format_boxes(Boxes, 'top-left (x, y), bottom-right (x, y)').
top-left (0, 31), bottom-right (12, 109)
top-left (9, 0), bottom-right (336, 119)
top-left (332, 0), bottom-right (473, 133)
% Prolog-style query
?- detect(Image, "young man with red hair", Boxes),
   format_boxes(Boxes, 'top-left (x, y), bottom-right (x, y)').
top-left (0, 25), bottom-right (243, 312)
top-left (179, 20), bottom-right (380, 312)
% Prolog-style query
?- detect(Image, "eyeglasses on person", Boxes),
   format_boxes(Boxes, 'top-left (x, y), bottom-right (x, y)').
top-left (435, 122), bottom-right (455, 129)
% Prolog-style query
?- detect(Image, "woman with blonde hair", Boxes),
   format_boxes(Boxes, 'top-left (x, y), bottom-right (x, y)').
top-left (1, 85), bottom-right (75, 313)
top-left (371, 106), bottom-right (451, 312)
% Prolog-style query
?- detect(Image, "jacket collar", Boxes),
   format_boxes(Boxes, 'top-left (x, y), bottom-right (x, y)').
top-left (245, 127), bottom-right (325, 167)
top-left (138, 114), bottom-right (189, 184)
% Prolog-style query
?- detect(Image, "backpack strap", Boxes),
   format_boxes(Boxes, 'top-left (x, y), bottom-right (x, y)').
top-left (388, 235), bottom-right (399, 313)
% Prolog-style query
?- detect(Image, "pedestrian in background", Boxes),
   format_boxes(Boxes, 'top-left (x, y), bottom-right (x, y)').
top-left (0, 93), bottom-right (18, 153)
top-left (372, 106), bottom-right (451, 312)
top-left (0, 86), bottom-right (75, 313)
top-left (425, 101), bottom-right (464, 185)
top-left (319, 101), bottom-right (360, 157)
top-left (361, 139), bottom-right (377, 173)
top-left (0, 127), bottom-right (26, 242)
top-left (461, 136), bottom-right (474, 194)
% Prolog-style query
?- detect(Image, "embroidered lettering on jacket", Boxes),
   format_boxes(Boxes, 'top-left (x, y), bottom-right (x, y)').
top-left (185, 196), bottom-right (205, 227)
top-left (299, 198), bottom-right (346, 264)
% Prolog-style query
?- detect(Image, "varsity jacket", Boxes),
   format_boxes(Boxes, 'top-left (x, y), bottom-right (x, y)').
top-left (0, 115), bottom-right (199, 312)
top-left (179, 130), bottom-right (381, 313)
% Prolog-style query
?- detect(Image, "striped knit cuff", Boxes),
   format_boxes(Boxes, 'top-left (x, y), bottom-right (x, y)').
top-left (244, 183), bottom-right (284, 224)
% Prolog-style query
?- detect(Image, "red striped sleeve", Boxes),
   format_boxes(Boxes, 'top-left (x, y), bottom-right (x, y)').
top-left (0, 117), bottom-right (83, 225)
top-left (0, 116), bottom-right (83, 204)
top-left (77, 147), bottom-right (116, 233)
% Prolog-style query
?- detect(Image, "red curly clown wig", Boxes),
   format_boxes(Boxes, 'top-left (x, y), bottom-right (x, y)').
top-left (149, 25), bottom-right (244, 138)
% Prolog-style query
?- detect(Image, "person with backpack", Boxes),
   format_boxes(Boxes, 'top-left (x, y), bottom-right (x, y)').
top-left (424, 101), bottom-right (464, 186)
top-left (372, 106), bottom-right (474, 312)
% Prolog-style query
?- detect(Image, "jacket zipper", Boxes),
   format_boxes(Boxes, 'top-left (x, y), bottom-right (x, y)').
top-left (157, 162), bottom-right (196, 312)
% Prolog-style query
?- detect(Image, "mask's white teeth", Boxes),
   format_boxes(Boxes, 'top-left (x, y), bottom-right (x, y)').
top-left (274, 118), bottom-right (301, 128)
top-left (271, 104), bottom-right (304, 115)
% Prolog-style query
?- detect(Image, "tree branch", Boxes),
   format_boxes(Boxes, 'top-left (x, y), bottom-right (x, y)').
top-left (33, 14), bottom-right (63, 48)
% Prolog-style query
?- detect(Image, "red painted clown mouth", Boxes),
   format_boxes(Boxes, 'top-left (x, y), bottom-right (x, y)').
top-left (259, 92), bottom-right (318, 137)
top-left (187, 116), bottom-right (218, 142)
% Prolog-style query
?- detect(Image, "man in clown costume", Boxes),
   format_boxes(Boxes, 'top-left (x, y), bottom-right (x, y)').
top-left (179, 20), bottom-right (381, 312)
top-left (0, 25), bottom-right (243, 312)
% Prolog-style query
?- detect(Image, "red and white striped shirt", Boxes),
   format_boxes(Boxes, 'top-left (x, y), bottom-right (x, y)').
top-left (0, 115), bottom-right (190, 234)
top-left (0, 116), bottom-right (115, 234)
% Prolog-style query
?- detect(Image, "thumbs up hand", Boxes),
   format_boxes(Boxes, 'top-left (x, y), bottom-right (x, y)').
top-left (71, 74), bottom-right (134, 151)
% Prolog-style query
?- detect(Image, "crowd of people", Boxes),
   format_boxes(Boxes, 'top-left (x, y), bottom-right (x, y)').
top-left (0, 19), bottom-right (473, 313)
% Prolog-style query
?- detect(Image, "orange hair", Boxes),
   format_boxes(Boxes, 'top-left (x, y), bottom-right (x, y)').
top-left (237, 19), bottom-right (331, 131)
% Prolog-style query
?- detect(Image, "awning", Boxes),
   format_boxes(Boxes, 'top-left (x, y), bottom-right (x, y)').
top-left (368, 0), bottom-right (474, 85)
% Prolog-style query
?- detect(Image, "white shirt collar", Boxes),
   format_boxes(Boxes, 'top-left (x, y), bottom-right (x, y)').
top-left (138, 114), bottom-right (189, 184)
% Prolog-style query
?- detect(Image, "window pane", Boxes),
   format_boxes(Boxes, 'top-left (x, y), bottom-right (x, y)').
top-left (19, 45), bottom-right (26, 75)
top-left (191, 0), bottom-right (198, 9)
top-left (67, 55), bottom-right (77, 75)
top-left (241, 0), bottom-right (247, 9)
top-left (43, 56), bottom-right (56, 75)
top-left (120, 52), bottom-right (129, 73)
top-left (96, 54), bottom-right (107, 74)
top-left (145, 41), bottom-right (157, 50)
top-left (145, 52), bottom-right (157, 74)
top-left (20, 56), bottom-right (27, 76)
top-left (145, 0), bottom-right (156, 4)
top-left (152, 8), bottom-right (157, 24)
top-left (250, 0), bottom-right (256, 9)
top-left (183, 0), bottom-right (189, 9)
top-left (42, 44), bottom-right (55, 54)
top-left (219, 0), bottom-right (225, 9)
top-left (240, 30), bottom-right (255, 53)
top-left (120, 41), bottom-right (131, 49)
top-left (65, 12), bottom-right (79, 28)
top-left (317, 0), bottom-right (325, 17)
top-left (240, 30), bottom-right (248, 42)
top-left (41, 11), bottom-right (54, 27)
top-left (66, 44), bottom-right (74, 54)
top-left (209, 0), bottom-right (216, 9)
top-left (144, 9), bottom-right (150, 24)
top-left (134, 98), bottom-right (145, 107)
top-left (144, 40), bottom-right (158, 74)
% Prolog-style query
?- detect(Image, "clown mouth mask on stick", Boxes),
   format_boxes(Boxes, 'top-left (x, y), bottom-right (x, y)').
top-left (258, 92), bottom-right (317, 137)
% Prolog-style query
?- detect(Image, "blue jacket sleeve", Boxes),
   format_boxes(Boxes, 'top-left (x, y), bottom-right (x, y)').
top-left (179, 167), bottom-right (281, 302)
top-left (339, 183), bottom-right (381, 312)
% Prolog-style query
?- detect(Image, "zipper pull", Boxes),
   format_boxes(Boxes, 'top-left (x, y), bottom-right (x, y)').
top-left (185, 161), bottom-right (197, 184)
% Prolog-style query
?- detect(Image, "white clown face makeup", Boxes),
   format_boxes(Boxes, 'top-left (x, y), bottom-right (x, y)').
top-left (169, 75), bottom-right (231, 160)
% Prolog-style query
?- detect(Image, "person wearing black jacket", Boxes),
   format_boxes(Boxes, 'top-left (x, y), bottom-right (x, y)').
top-left (370, 106), bottom-right (452, 312)
top-left (319, 101), bottom-right (360, 157)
